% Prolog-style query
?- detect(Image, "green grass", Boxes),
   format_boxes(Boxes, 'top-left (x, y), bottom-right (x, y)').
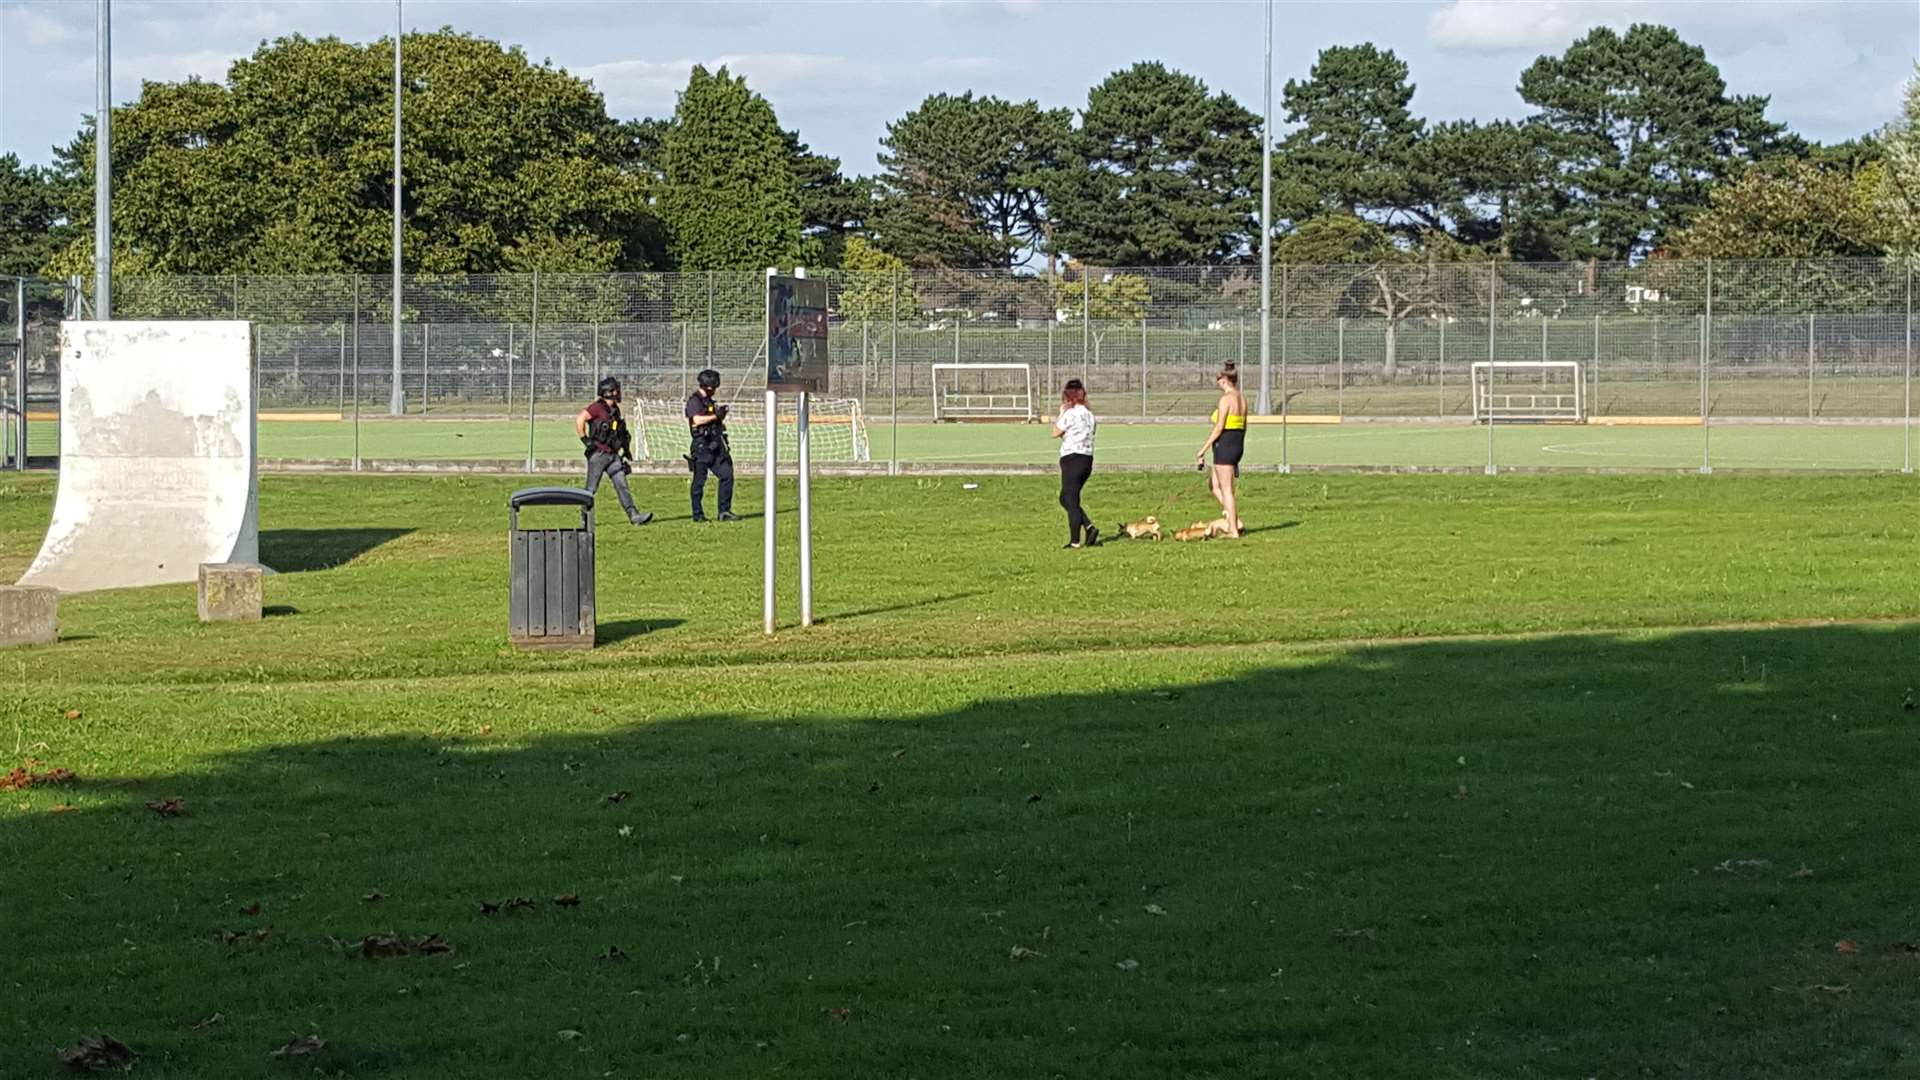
top-left (225, 415), bottom-right (1920, 472)
top-left (4, 471), bottom-right (1920, 1077)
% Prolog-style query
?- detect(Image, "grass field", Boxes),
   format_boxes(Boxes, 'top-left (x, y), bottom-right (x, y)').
top-left (5, 470), bottom-right (1920, 1077)
top-left (165, 415), bottom-right (1920, 472)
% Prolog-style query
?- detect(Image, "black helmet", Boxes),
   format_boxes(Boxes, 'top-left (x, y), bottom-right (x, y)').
top-left (598, 376), bottom-right (622, 399)
top-left (696, 368), bottom-right (722, 390)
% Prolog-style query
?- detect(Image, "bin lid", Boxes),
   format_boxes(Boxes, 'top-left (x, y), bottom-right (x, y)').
top-left (510, 486), bottom-right (595, 510)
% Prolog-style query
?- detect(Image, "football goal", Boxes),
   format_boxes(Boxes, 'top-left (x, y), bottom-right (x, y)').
top-left (1471, 361), bottom-right (1585, 423)
top-left (931, 363), bottom-right (1034, 422)
top-left (631, 397), bottom-right (870, 463)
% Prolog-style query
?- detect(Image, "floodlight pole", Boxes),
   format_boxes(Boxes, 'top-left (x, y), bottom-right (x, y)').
top-left (389, 0), bottom-right (405, 416)
top-left (797, 271), bottom-right (813, 629)
top-left (1257, 0), bottom-right (1272, 416)
top-left (94, 0), bottom-right (112, 320)
top-left (12, 276), bottom-right (25, 470)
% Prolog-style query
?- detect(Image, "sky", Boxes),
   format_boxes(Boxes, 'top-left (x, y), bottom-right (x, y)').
top-left (3, 0), bottom-right (1917, 175)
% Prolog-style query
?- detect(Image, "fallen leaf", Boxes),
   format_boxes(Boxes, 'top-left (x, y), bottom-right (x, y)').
top-left (1144, 904), bottom-right (1168, 917)
top-left (605, 791), bottom-right (631, 804)
top-left (63, 709), bottom-right (82, 720)
top-left (269, 1035), bottom-right (326, 1058)
top-left (1, 765), bottom-right (77, 792)
top-left (825, 1007), bottom-right (853, 1022)
top-left (219, 930), bottom-right (243, 945)
top-left (240, 903), bottom-right (261, 917)
top-left (553, 894), bottom-right (581, 908)
top-left (356, 934), bottom-right (409, 958)
top-left (1810, 983), bottom-right (1852, 995)
top-left (1836, 939), bottom-right (1862, 955)
top-left (253, 928), bottom-right (272, 943)
top-left (1789, 867), bottom-right (1815, 880)
top-left (557, 1029), bottom-right (584, 1041)
top-left (617, 825), bottom-right (634, 838)
top-left (1026, 793), bottom-right (1043, 804)
top-left (362, 891), bottom-right (385, 903)
top-left (1336, 927), bottom-right (1377, 941)
top-left (1115, 958), bottom-right (1140, 972)
top-left (1009, 945), bottom-right (1042, 960)
top-left (145, 798), bottom-right (186, 817)
top-left (504, 897), bottom-right (536, 913)
top-left (49, 803), bottom-right (75, 814)
top-left (478, 724), bottom-right (493, 736)
top-left (415, 934), bottom-right (454, 955)
top-left (599, 945), bottom-right (628, 962)
top-left (57, 1034), bottom-right (135, 1072)
top-left (1452, 784), bottom-right (1470, 800)
top-left (191, 1013), bottom-right (224, 1031)
top-left (890, 749), bottom-right (906, 760)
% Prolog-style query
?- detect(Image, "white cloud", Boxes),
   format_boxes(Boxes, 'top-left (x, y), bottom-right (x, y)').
top-left (1428, 0), bottom-right (1649, 53)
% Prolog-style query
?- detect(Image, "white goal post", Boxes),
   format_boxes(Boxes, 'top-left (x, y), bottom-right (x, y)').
top-left (630, 396), bottom-right (870, 463)
top-left (1471, 361), bottom-right (1585, 423)
top-left (931, 363), bottom-right (1034, 422)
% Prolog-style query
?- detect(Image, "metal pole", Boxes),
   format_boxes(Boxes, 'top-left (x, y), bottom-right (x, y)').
top-left (527, 270), bottom-right (538, 473)
top-left (1081, 272), bottom-right (1090, 382)
top-left (1438, 317), bottom-right (1446, 416)
top-left (1140, 316), bottom-right (1148, 417)
top-left (681, 320), bottom-right (688, 397)
top-left (506, 323), bottom-right (514, 414)
top-left (1592, 314), bottom-right (1600, 417)
top-left (389, 0), bottom-right (404, 415)
top-left (593, 322), bottom-right (600, 391)
top-left (890, 269), bottom-right (899, 476)
top-left (1700, 259), bottom-right (1711, 475)
top-left (351, 274), bottom-right (361, 470)
top-left (420, 322), bottom-right (429, 412)
top-left (1336, 316), bottom-right (1344, 419)
top-left (1046, 318), bottom-right (1055, 413)
top-left (706, 270), bottom-right (714, 368)
top-left (953, 315), bottom-right (960, 365)
top-left (1257, 0), bottom-right (1272, 415)
top-left (95, 0), bottom-right (112, 320)
top-left (763, 270), bottom-right (776, 636)
top-left (337, 318), bottom-right (346, 416)
top-left (1906, 266), bottom-right (1913, 474)
top-left (12, 276), bottom-right (24, 470)
top-left (1486, 261), bottom-right (1496, 476)
top-left (1808, 312), bottom-right (1815, 420)
top-left (798, 390), bottom-right (812, 627)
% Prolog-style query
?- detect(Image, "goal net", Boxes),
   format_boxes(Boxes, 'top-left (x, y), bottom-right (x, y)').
top-left (1471, 362), bottom-right (1585, 422)
top-left (932, 363), bottom-right (1034, 421)
top-left (630, 397), bottom-right (870, 463)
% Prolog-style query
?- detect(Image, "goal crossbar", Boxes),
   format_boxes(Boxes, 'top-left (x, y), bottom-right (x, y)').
top-left (1470, 361), bottom-right (1585, 423)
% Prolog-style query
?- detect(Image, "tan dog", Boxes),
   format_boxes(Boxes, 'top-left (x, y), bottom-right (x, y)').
top-left (1202, 517), bottom-right (1238, 539)
top-left (1173, 522), bottom-right (1213, 542)
top-left (1119, 515), bottom-right (1161, 540)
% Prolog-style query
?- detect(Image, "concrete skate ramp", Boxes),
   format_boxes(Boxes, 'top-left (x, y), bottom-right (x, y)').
top-left (17, 321), bottom-right (260, 593)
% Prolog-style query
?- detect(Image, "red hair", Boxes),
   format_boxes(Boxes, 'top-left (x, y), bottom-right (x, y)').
top-left (1061, 380), bottom-right (1087, 408)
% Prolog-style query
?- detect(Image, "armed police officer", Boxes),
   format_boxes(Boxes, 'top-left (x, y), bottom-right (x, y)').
top-left (574, 377), bottom-right (654, 526)
top-left (685, 368), bottom-right (737, 522)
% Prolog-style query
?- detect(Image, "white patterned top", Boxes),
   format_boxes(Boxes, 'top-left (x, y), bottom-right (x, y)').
top-left (1055, 403), bottom-right (1096, 457)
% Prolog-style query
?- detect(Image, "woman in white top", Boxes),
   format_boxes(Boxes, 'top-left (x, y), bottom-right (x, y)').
top-left (1051, 378), bottom-right (1099, 548)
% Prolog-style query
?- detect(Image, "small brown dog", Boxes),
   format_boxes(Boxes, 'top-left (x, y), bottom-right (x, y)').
top-left (1173, 521), bottom-right (1213, 542)
top-left (1119, 515), bottom-right (1161, 540)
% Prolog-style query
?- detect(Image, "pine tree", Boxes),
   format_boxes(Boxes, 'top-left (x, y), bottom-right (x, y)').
top-left (660, 65), bottom-right (802, 273)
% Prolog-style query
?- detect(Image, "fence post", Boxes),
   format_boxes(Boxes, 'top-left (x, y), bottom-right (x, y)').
top-left (1700, 258), bottom-right (1712, 475)
top-left (1140, 316), bottom-right (1148, 417)
top-left (889, 268), bottom-right (899, 475)
top-left (528, 270), bottom-right (539, 473)
top-left (1486, 261), bottom-right (1496, 476)
top-left (1081, 271), bottom-right (1090, 383)
top-left (1541, 314), bottom-right (1548, 363)
top-left (506, 323), bottom-right (514, 417)
top-left (1279, 262), bottom-right (1288, 472)
top-left (680, 320), bottom-right (688, 398)
top-left (705, 270), bottom-right (714, 368)
top-left (232, 273), bottom-right (239, 319)
top-left (351, 273), bottom-right (361, 471)
top-left (1592, 314), bottom-right (1600, 418)
top-left (593, 322), bottom-right (601, 394)
top-left (1046, 317), bottom-right (1055, 406)
top-left (337, 319), bottom-right (346, 418)
top-left (953, 315), bottom-right (960, 365)
top-left (1336, 316), bottom-right (1344, 419)
top-left (14, 276), bottom-right (27, 470)
top-left (1807, 312), bottom-right (1815, 420)
top-left (861, 321), bottom-right (869, 408)
top-left (1906, 264), bottom-right (1913, 474)
top-left (420, 322), bottom-right (429, 413)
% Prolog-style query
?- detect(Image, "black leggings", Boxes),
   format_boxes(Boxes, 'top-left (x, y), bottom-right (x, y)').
top-left (1059, 453), bottom-right (1093, 543)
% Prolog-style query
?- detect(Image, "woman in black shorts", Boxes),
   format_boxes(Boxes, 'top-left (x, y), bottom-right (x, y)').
top-left (1195, 362), bottom-right (1246, 538)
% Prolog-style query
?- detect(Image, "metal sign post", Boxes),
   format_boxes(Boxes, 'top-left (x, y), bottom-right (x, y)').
top-left (763, 268), bottom-right (830, 634)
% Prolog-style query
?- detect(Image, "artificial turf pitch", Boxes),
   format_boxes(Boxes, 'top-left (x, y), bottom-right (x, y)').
top-left (3, 470), bottom-right (1919, 1077)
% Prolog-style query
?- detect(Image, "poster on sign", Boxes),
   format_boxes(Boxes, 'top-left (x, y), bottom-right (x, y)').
top-left (766, 275), bottom-right (830, 394)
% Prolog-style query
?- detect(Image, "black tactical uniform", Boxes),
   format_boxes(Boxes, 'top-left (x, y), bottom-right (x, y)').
top-left (685, 369), bottom-right (735, 522)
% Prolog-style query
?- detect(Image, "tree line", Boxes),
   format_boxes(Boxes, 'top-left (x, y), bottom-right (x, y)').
top-left (3, 21), bottom-right (1918, 285)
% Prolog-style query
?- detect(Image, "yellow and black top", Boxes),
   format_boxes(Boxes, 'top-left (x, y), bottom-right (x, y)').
top-left (1210, 408), bottom-right (1247, 431)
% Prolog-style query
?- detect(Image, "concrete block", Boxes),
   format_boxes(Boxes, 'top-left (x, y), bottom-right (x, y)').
top-left (0, 586), bottom-right (58, 648)
top-left (198, 563), bottom-right (262, 623)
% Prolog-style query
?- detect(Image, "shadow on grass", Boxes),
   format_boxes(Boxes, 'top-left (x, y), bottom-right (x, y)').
top-left (819, 590), bottom-right (987, 623)
top-left (6, 623), bottom-right (1920, 1078)
top-left (261, 528), bottom-right (413, 572)
top-left (262, 605), bottom-right (299, 618)
top-left (597, 617), bottom-right (686, 644)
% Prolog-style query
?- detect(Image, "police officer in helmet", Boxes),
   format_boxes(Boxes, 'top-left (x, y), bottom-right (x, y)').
top-left (574, 376), bottom-right (653, 526)
top-left (685, 368), bottom-right (736, 522)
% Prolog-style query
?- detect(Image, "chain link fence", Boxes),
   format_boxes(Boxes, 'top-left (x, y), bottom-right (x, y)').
top-left (8, 259), bottom-right (1915, 473)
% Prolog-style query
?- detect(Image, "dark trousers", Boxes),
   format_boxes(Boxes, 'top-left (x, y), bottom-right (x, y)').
top-left (1059, 452), bottom-right (1093, 543)
top-left (585, 451), bottom-right (641, 518)
top-left (690, 444), bottom-right (734, 519)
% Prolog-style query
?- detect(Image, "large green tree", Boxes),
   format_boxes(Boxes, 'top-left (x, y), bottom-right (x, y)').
top-left (0, 154), bottom-right (69, 277)
top-left (784, 131), bottom-right (872, 268)
top-left (1417, 119), bottom-right (1560, 258)
top-left (1045, 63), bottom-right (1259, 266)
top-left (46, 30), bottom-right (662, 277)
top-left (1673, 158), bottom-right (1887, 258)
top-left (874, 92), bottom-right (1070, 270)
top-left (659, 65), bottom-right (802, 274)
top-left (1277, 44), bottom-right (1431, 229)
top-left (1518, 24), bottom-right (1799, 261)
top-left (1881, 71), bottom-right (1920, 262)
